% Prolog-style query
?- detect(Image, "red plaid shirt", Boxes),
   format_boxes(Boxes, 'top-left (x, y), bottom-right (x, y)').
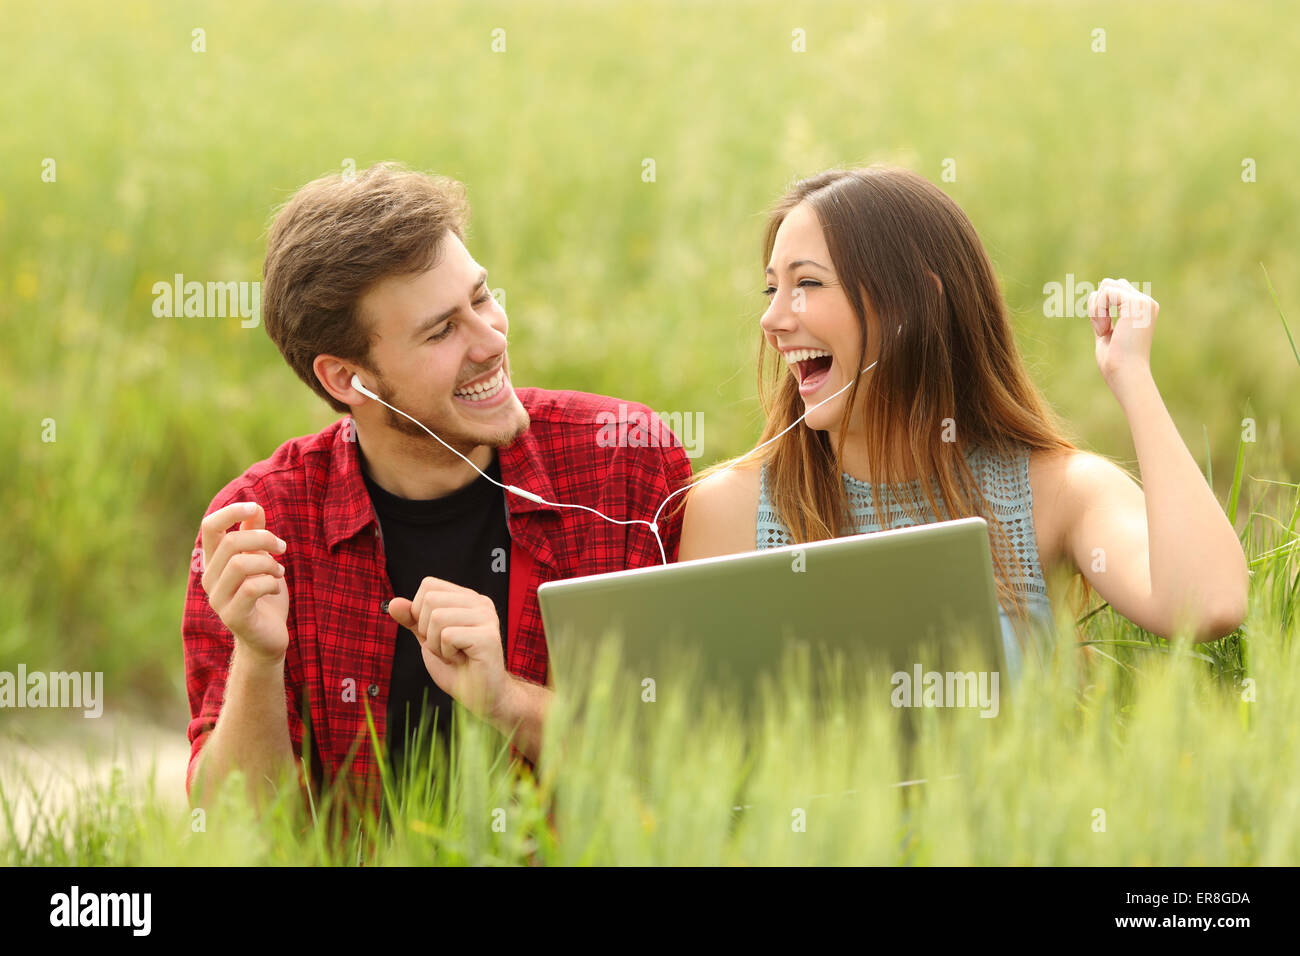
top-left (183, 388), bottom-right (693, 817)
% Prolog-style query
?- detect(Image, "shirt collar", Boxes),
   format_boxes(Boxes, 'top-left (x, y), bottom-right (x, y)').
top-left (498, 424), bottom-right (559, 516)
top-left (322, 416), bottom-right (563, 560)
top-left (323, 419), bottom-right (379, 550)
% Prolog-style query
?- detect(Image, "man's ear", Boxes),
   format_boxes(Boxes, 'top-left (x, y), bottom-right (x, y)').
top-left (315, 354), bottom-right (362, 407)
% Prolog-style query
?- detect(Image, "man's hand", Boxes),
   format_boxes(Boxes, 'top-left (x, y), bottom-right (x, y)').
top-left (199, 502), bottom-right (289, 664)
top-left (386, 578), bottom-right (513, 725)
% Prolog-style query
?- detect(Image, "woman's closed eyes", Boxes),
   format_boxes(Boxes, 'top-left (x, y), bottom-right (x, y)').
top-left (763, 278), bottom-right (823, 297)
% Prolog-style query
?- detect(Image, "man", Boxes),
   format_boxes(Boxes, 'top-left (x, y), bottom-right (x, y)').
top-left (183, 162), bottom-right (692, 818)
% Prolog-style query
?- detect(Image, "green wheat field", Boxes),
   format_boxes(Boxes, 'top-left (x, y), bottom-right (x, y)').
top-left (1, 0), bottom-right (1297, 865)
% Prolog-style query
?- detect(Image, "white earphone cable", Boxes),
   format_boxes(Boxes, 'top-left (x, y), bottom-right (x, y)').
top-left (352, 355), bottom-right (878, 565)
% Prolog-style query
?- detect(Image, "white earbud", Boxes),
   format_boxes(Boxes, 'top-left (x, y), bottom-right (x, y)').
top-left (351, 374), bottom-right (378, 400)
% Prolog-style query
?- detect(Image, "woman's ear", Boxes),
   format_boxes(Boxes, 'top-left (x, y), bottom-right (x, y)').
top-left (929, 270), bottom-right (943, 296)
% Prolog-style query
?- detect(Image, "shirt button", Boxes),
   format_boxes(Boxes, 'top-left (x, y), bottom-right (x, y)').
top-left (367, 684), bottom-right (379, 697)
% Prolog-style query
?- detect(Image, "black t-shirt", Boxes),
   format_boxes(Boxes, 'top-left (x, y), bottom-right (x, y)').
top-left (362, 455), bottom-right (511, 774)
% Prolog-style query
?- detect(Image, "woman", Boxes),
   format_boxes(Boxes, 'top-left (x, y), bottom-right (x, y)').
top-left (678, 166), bottom-right (1248, 677)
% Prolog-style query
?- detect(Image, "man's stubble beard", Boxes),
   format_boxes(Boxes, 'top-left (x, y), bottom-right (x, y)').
top-left (382, 395), bottom-right (530, 460)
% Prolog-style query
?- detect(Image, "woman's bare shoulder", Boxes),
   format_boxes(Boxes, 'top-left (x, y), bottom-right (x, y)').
top-left (1026, 447), bottom-right (1080, 571)
top-left (1027, 446), bottom-right (1139, 571)
top-left (677, 460), bottom-right (762, 561)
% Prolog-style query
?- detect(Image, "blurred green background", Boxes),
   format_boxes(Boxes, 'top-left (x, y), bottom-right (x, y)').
top-left (1, 0), bottom-right (1296, 725)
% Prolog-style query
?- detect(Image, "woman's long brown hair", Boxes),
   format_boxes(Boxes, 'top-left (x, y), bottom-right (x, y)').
top-left (693, 165), bottom-right (1091, 646)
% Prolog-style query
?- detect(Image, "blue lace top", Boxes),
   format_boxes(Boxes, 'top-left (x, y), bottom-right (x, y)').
top-left (756, 443), bottom-right (1053, 681)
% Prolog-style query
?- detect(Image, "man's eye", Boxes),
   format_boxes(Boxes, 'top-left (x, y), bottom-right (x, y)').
top-left (762, 286), bottom-right (776, 297)
top-left (429, 323), bottom-right (454, 342)
top-left (474, 292), bottom-right (492, 306)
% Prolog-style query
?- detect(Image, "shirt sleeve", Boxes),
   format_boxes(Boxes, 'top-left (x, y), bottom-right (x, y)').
top-left (181, 484), bottom-right (307, 801)
top-left (620, 407), bottom-right (695, 567)
top-left (652, 422), bottom-right (695, 563)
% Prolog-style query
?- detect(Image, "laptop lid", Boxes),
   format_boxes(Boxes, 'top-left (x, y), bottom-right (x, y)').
top-left (538, 515), bottom-right (1007, 711)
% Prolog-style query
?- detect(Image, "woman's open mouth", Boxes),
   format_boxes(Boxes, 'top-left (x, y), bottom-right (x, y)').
top-left (785, 348), bottom-right (834, 396)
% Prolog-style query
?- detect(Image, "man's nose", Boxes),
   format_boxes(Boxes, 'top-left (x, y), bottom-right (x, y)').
top-left (465, 308), bottom-right (508, 363)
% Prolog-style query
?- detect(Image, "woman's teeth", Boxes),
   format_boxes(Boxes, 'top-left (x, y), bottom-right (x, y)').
top-left (784, 348), bottom-right (834, 387)
top-left (454, 367), bottom-right (505, 401)
top-left (783, 348), bottom-right (832, 365)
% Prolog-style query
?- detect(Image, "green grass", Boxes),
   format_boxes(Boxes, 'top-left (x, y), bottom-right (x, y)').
top-left (1, 0), bottom-right (1297, 718)
top-left (2, 496), bottom-right (1296, 865)
top-left (3, 473), bottom-right (1298, 865)
top-left (1, 0), bottom-right (1298, 863)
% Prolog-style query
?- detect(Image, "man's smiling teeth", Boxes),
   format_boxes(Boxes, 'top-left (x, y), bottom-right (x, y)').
top-left (783, 348), bottom-right (832, 365)
top-left (454, 367), bottom-right (505, 401)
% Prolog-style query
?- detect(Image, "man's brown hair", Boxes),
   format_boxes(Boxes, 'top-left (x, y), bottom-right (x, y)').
top-left (262, 162), bottom-right (470, 413)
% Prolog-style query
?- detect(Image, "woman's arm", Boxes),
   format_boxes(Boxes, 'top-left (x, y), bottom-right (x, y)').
top-left (1061, 278), bottom-right (1248, 641)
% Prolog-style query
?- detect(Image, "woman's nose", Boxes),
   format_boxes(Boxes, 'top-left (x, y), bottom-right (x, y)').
top-left (759, 297), bottom-right (798, 336)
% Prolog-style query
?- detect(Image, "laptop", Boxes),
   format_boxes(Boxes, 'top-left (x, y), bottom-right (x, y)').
top-left (538, 515), bottom-right (1008, 715)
